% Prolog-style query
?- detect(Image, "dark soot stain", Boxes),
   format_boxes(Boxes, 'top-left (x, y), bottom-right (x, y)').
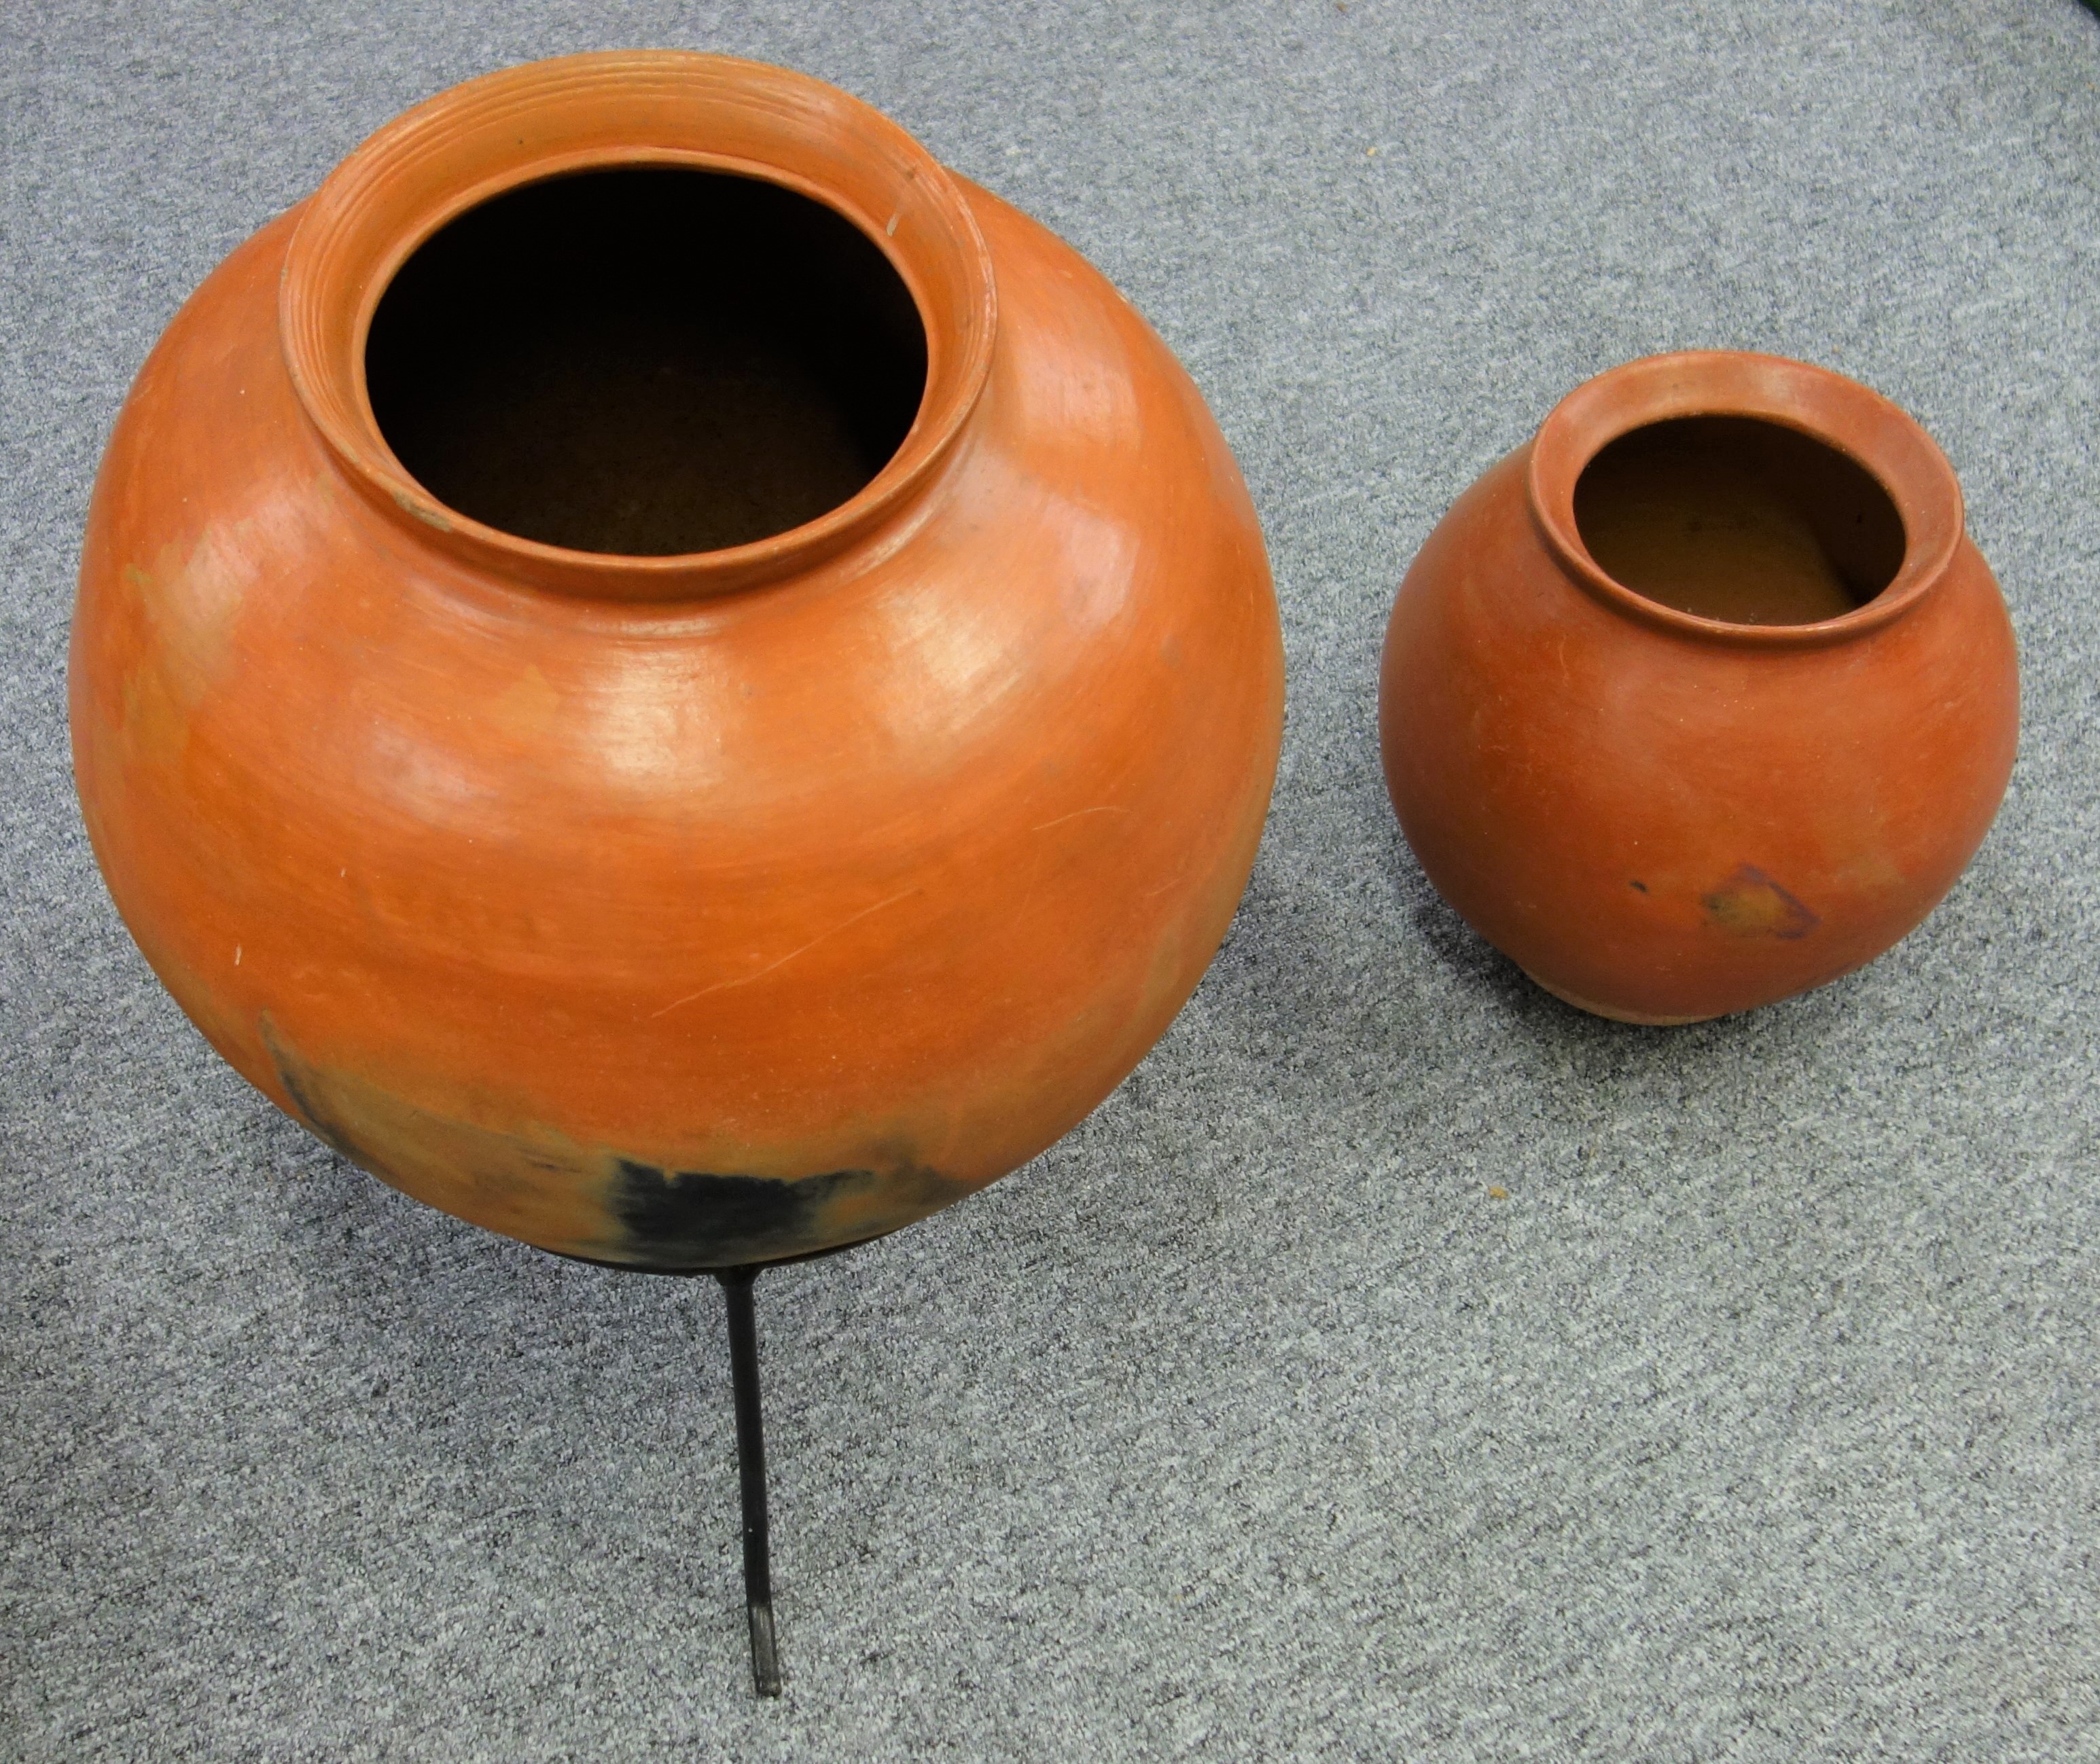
top-left (609, 1159), bottom-right (869, 1260)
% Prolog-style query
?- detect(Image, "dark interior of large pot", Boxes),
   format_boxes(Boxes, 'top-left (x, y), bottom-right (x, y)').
top-left (1573, 416), bottom-right (1907, 626)
top-left (365, 166), bottom-right (929, 556)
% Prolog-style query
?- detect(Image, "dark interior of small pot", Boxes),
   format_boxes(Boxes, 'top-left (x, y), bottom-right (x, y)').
top-left (1572, 416), bottom-right (1907, 625)
top-left (365, 167), bottom-right (928, 556)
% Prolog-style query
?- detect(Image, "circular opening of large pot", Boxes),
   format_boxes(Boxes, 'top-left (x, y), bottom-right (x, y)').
top-left (365, 167), bottom-right (929, 556)
top-left (1573, 416), bottom-right (1906, 626)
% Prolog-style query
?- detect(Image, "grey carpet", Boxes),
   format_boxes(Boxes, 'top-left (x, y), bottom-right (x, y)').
top-left (5, 3), bottom-right (2099, 1759)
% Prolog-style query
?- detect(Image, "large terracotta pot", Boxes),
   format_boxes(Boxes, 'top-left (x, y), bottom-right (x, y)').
top-left (71, 52), bottom-right (1284, 1268)
top-left (1380, 351), bottom-right (2017, 1024)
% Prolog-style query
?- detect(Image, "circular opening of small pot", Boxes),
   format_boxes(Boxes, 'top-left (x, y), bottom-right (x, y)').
top-left (1572, 416), bottom-right (1906, 626)
top-left (364, 167), bottom-right (929, 557)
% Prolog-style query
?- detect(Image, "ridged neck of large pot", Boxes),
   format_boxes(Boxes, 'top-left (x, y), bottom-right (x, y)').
top-left (1526, 350), bottom-right (1965, 651)
top-left (279, 52), bottom-right (997, 602)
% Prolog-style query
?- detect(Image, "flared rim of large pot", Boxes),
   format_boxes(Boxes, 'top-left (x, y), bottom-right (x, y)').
top-left (278, 50), bottom-right (997, 601)
top-left (1527, 350), bottom-right (1966, 649)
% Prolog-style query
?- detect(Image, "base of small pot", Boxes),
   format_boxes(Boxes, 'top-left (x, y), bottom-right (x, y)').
top-left (1521, 969), bottom-right (1718, 1026)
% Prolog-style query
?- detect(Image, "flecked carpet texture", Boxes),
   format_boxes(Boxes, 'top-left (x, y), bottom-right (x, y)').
top-left (5, 3), bottom-right (2099, 1759)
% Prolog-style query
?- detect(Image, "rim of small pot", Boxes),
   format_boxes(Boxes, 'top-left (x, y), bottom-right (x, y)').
top-left (279, 50), bottom-right (997, 601)
top-left (1527, 350), bottom-right (1965, 650)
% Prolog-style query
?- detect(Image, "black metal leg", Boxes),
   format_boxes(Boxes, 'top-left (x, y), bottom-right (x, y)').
top-left (716, 1265), bottom-right (783, 1697)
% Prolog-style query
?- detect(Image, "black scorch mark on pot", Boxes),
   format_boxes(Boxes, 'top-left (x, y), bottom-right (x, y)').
top-left (609, 1160), bottom-right (868, 1264)
top-left (607, 1157), bottom-right (967, 1269)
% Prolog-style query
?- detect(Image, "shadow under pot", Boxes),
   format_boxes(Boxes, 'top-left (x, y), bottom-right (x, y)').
top-left (1378, 350), bottom-right (2018, 1025)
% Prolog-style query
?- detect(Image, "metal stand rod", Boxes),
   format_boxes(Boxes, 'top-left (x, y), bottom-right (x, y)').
top-left (716, 1265), bottom-right (782, 1697)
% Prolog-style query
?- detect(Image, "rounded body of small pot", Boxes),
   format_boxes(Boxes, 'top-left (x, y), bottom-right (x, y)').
top-left (1380, 352), bottom-right (2017, 1024)
top-left (71, 55), bottom-right (1284, 1267)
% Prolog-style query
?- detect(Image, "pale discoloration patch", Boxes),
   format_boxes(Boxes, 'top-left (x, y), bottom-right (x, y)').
top-left (486, 664), bottom-right (560, 739)
top-left (391, 487), bottom-right (452, 530)
top-left (117, 523), bottom-right (256, 764)
top-left (1702, 864), bottom-right (1819, 939)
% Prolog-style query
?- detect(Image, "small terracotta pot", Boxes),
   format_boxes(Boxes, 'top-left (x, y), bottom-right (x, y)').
top-left (71, 53), bottom-right (1284, 1266)
top-left (1379, 351), bottom-right (2018, 1024)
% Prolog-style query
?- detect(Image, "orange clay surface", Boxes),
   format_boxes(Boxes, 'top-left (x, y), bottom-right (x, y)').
top-left (1380, 351), bottom-right (2017, 1025)
top-left (71, 54), bottom-right (1284, 1268)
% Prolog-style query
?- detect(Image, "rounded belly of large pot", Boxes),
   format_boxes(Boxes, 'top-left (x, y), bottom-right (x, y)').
top-left (75, 183), bottom-right (1282, 1270)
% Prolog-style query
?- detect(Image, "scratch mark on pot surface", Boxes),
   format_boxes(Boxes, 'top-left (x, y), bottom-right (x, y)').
top-left (649, 886), bottom-right (921, 1018)
top-left (1031, 804), bottom-right (1131, 833)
